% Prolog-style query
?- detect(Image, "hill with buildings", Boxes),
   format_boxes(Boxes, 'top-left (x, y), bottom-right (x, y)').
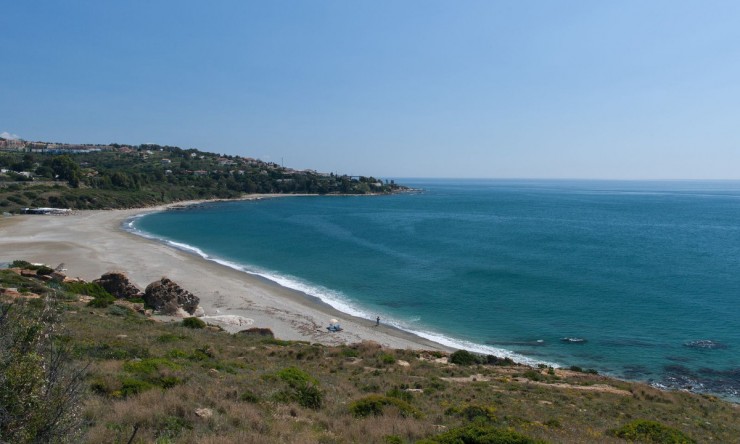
top-left (0, 137), bottom-right (404, 213)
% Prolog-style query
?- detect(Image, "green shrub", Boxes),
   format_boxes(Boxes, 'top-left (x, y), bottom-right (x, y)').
top-left (62, 281), bottom-right (116, 307)
top-left (240, 389), bottom-right (260, 403)
top-left (73, 342), bottom-right (149, 360)
top-left (87, 294), bottom-right (116, 308)
top-left (61, 281), bottom-right (111, 298)
top-left (608, 419), bottom-right (696, 443)
top-left (485, 355), bottom-right (515, 366)
top-left (0, 299), bottom-right (86, 443)
top-left (155, 415), bottom-right (193, 440)
top-left (120, 377), bottom-right (154, 397)
top-left (276, 366), bottom-right (318, 388)
top-left (339, 346), bottom-right (359, 358)
top-left (166, 349), bottom-right (188, 359)
top-left (7, 195), bottom-right (26, 204)
top-left (156, 375), bottom-right (183, 389)
top-left (35, 266), bottom-right (54, 276)
top-left (386, 387), bottom-right (413, 403)
top-left (157, 334), bottom-right (186, 343)
top-left (9, 260), bottom-right (33, 269)
top-left (427, 377), bottom-right (448, 392)
top-left (349, 395), bottom-right (422, 419)
top-left (271, 366), bottom-right (323, 409)
top-left (108, 305), bottom-right (131, 316)
top-left (384, 436), bottom-right (404, 444)
top-left (379, 353), bottom-right (396, 365)
top-left (124, 358), bottom-right (180, 375)
top-left (261, 338), bottom-right (291, 346)
top-left (417, 424), bottom-right (543, 444)
top-left (295, 383), bottom-right (323, 409)
top-left (450, 349), bottom-right (481, 366)
top-left (522, 370), bottom-right (544, 382)
top-left (182, 317), bottom-right (206, 329)
top-left (446, 404), bottom-right (497, 423)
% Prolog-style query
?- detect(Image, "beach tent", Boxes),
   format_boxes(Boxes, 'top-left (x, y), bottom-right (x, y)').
top-left (327, 319), bottom-right (342, 332)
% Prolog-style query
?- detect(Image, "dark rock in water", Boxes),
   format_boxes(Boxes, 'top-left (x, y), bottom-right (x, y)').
top-left (622, 365), bottom-right (653, 379)
top-left (659, 364), bottom-right (740, 400)
top-left (238, 327), bottom-right (274, 338)
top-left (561, 337), bottom-right (587, 344)
top-left (486, 339), bottom-right (545, 347)
top-left (144, 277), bottom-right (199, 315)
top-left (94, 272), bottom-right (143, 299)
top-left (683, 339), bottom-right (728, 350)
top-left (665, 355), bottom-right (693, 363)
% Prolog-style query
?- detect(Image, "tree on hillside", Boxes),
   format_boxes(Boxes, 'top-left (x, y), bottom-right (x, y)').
top-left (50, 155), bottom-right (81, 188)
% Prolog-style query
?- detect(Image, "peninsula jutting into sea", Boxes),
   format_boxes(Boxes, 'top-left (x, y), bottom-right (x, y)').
top-left (2, 138), bottom-right (739, 443)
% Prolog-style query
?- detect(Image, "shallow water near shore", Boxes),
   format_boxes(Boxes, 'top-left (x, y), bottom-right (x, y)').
top-left (132, 179), bottom-right (740, 401)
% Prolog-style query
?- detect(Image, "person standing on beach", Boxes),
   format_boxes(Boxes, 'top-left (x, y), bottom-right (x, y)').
top-left (376, 316), bottom-right (380, 326)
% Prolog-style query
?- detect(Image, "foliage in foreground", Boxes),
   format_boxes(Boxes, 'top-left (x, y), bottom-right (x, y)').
top-left (2, 265), bottom-right (738, 443)
top-left (0, 297), bottom-right (86, 443)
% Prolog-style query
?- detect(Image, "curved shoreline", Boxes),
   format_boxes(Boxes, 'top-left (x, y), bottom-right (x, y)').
top-left (0, 198), bottom-right (451, 352)
top-left (125, 202), bottom-right (544, 366)
top-left (2, 198), bottom-right (738, 403)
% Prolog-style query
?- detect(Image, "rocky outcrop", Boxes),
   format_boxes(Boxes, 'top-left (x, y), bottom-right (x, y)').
top-left (94, 272), bottom-right (143, 299)
top-left (143, 277), bottom-right (199, 315)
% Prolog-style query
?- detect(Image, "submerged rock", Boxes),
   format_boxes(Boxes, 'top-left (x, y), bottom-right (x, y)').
top-left (144, 277), bottom-right (200, 315)
top-left (94, 272), bottom-right (143, 299)
top-left (683, 339), bottom-right (728, 350)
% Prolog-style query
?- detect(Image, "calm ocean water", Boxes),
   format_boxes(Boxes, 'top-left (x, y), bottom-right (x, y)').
top-left (131, 179), bottom-right (740, 401)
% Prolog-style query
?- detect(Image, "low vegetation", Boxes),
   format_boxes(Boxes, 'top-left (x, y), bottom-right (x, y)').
top-left (1, 264), bottom-right (739, 443)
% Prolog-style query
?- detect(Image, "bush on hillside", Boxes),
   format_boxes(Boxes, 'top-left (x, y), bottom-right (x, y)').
top-left (182, 317), bottom-right (206, 329)
top-left (416, 424), bottom-right (543, 444)
top-left (450, 349), bottom-right (481, 366)
top-left (8, 260), bottom-right (33, 269)
top-left (349, 395), bottom-right (422, 419)
top-left (608, 419), bottom-right (696, 444)
top-left (62, 281), bottom-right (115, 307)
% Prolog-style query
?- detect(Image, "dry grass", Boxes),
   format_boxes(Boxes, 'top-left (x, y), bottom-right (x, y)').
top-left (0, 272), bottom-right (732, 444)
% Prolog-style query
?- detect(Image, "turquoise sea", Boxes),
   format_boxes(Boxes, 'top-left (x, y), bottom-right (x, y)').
top-left (131, 179), bottom-right (740, 401)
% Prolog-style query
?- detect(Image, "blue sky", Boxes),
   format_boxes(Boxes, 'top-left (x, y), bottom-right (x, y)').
top-left (2, 1), bottom-right (739, 179)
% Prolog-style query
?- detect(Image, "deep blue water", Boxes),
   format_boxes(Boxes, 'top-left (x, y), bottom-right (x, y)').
top-left (132, 179), bottom-right (740, 401)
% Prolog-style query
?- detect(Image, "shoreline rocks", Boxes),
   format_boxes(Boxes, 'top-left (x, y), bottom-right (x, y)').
top-left (94, 272), bottom-right (143, 299)
top-left (144, 277), bottom-right (200, 315)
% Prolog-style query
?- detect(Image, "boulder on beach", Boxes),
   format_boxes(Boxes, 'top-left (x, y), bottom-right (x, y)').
top-left (144, 277), bottom-right (200, 315)
top-left (94, 272), bottom-right (143, 299)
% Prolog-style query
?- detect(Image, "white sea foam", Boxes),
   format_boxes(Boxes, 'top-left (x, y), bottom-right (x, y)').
top-left (124, 214), bottom-right (557, 369)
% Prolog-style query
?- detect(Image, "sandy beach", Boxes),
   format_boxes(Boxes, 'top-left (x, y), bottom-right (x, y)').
top-left (0, 200), bottom-right (449, 352)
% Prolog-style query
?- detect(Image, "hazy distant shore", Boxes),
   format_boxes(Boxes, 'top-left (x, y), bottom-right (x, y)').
top-left (0, 197), bottom-right (450, 352)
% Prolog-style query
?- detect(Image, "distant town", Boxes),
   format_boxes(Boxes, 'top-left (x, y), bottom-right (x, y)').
top-left (0, 136), bottom-right (404, 213)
